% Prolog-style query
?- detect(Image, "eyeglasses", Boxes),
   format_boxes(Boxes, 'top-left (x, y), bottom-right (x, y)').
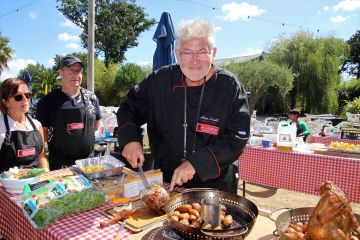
top-left (178, 50), bottom-right (211, 60)
top-left (13, 93), bottom-right (32, 102)
top-left (63, 68), bottom-right (83, 75)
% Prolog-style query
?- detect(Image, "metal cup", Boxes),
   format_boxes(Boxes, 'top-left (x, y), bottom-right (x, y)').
top-left (201, 198), bottom-right (221, 227)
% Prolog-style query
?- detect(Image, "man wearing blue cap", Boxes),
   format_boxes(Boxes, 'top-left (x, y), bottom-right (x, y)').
top-left (36, 56), bottom-right (102, 170)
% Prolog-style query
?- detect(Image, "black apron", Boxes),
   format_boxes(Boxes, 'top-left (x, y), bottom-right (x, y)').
top-left (0, 114), bottom-right (43, 173)
top-left (48, 90), bottom-right (95, 170)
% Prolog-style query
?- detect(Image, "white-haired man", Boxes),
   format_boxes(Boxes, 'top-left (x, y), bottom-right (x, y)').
top-left (117, 19), bottom-right (250, 193)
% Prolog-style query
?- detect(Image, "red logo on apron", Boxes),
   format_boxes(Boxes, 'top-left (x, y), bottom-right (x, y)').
top-left (196, 123), bottom-right (219, 135)
top-left (17, 148), bottom-right (36, 157)
top-left (67, 123), bottom-right (84, 130)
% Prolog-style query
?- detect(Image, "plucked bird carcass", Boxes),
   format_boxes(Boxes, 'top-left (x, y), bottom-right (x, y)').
top-left (306, 181), bottom-right (360, 240)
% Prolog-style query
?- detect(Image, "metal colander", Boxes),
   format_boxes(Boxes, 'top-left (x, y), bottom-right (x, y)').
top-left (164, 189), bottom-right (258, 239)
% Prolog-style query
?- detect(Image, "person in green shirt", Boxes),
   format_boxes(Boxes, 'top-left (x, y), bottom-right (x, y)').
top-left (288, 109), bottom-right (311, 141)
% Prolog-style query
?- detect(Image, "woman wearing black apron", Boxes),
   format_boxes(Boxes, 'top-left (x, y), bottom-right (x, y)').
top-left (0, 78), bottom-right (48, 173)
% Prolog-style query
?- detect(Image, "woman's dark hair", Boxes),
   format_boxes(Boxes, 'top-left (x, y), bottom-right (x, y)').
top-left (288, 109), bottom-right (300, 116)
top-left (0, 78), bottom-right (27, 114)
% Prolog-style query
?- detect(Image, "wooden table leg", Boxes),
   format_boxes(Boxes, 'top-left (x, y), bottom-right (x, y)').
top-left (243, 180), bottom-right (246, 198)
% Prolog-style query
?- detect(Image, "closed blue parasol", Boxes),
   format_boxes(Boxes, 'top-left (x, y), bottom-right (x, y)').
top-left (23, 70), bottom-right (33, 92)
top-left (23, 70), bottom-right (34, 109)
top-left (152, 12), bottom-right (176, 71)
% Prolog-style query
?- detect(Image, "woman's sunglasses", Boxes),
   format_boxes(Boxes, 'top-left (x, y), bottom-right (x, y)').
top-left (13, 93), bottom-right (32, 102)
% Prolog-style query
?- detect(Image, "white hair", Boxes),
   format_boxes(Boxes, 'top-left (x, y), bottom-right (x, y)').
top-left (175, 18), bottom-right (216, 50)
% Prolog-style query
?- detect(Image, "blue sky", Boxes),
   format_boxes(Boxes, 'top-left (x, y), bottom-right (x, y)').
top-left (0, 0), bottom-right (359, 80)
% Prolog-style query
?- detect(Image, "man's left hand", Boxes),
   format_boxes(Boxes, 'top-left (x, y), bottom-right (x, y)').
top-left (169, 160), bottom-right (196, 192)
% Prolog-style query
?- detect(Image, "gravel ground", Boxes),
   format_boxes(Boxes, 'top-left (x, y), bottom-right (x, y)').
top-left (237, 181), bottom-right (360, 215)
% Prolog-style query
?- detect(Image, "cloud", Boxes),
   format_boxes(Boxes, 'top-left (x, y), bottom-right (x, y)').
top-left (59, 19), bottom-right (78, 29)
top-left (242, 48), bottom-right (263, 56)
top-left (65, 42), bottom-right (80, 49)
top-left (0, 58), bottom-right (36, 81)
top-left (323, 6), bottom-right (330, 11)
top-left (220, 2), bottom-right (266, 21)
top-left (47, 59), bottom-right (55, 68)
top-left (214, 26), bottom-right (223, 32)
top-left (331, 15), bottom-right (350, 22)
top-left (29, 11), bottom-right (38, 19)
top-left (136, 61), bottom-right (152, 66)
top-left (58, 32), bottom-right (80, 42)
top-left (333, 0), bottom-right (360, 11)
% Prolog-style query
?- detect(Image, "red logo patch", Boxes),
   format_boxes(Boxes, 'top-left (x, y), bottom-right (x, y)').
top-left (17, 148), bottom-right (35, 157)
top-left (67, 123), bottom-right (84, 130)
top-left (196, 123), bottom-right (219, 135)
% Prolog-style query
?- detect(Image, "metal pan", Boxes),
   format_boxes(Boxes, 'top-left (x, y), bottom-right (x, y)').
top-left (164, 189), bottom-right (258, 239)
top-left (75, 155), bottom-right (125, 179)
top-left (269, 207), bottom-right (360, 239)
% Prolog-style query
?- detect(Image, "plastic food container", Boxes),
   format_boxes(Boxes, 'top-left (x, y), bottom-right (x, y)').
top-left (0, 175), bottom-right (41, 194)
top-left (277, 121), bottom-right (297, 151)
top-left (262, 139), bottom-right (272, 148)
top-left (75, 155), bottom-right (125, 179)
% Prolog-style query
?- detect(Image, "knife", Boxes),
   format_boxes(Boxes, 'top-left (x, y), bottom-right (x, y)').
top-left (137, 162), bottom-right (151, 189)
top-left (114, 221), bottom-right (126, 240)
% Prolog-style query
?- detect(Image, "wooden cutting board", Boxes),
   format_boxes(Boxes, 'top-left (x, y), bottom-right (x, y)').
top-left (101, 190), bottom-right (180, 232)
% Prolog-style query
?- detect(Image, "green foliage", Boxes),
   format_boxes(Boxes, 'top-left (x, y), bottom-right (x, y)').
top-left (340, 97), bottom-right (360, 117)
top-left (91, 62), bottom-right (147, 106)
top-left (56, 0), bottom-right (156, 68)
top-left (117, 62), bottom-right (147, 85)
top-left (94, 60), bottom-right (119, 106)
top-left (223, 60), bottom-right (294, 113)
top-left (32, 189), bottom-right (106, 228)
top-left (108, 63), bottom-right (147, 105)
top-left (268, 31), bottom-right (348, 114)
top-left (342, 29), bottom-right (360, 78)
top-left (338, 78), bottom-right (360, 108)
top-left (0, 35), bottom-right (13, 75)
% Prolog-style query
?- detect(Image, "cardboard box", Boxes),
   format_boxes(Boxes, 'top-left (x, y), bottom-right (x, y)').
top-left (122, 169), bottom-right (163, 198)
top-left (94, 168), bottom-right (163, 198)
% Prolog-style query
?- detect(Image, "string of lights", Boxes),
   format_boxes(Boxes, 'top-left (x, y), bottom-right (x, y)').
top-left (0, 0), bottom-right (41, 19)
top-left (175, 0), bottom-right (319, 32)
top-left (0, 0), bottom-right (321, 33)
top-left (177, 0), bottom-right (219, 10)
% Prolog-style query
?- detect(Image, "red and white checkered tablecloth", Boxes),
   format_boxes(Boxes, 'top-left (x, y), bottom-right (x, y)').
top-left (307, 135), bottom-right (360, 145)
top-left (239, 146), bottom-right (360, 203)
top-left (0, 169), bottom-right (134, 240)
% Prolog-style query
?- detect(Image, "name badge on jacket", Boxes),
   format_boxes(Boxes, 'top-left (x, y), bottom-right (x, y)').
top-left (67, 123), bottom-right (84, 130)
top-left (18, 148), bottom-right (36, 157)
top-left (196, 123), bottom-right (219, 135)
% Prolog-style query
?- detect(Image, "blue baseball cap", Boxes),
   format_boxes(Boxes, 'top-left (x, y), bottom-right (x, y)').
top-left (60, 56), bottom-right (84, 69)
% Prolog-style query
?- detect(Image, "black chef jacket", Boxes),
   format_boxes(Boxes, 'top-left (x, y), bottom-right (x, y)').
top-left (117, 65), bottom-right (250, 193)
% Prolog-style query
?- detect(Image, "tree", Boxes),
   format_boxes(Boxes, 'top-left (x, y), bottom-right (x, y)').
top-left (0, 35), bottom-right (13, 75)
top-left (268, 31), bottom-right (348, 114)
top-left (340, 97), bottom-right (360, 117)
top-left (223, 60), bottom-right (294, 114)
top-left (94, 60), bottom-right (119, 106)
top-left (342, 29), bottom-right (360, 78)
top-left (338, 78), bottom-right (360, 105)
top-left (57, 0), bottom-right (156, 68)
top-left (106, 63), bottom-right (147, 105)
